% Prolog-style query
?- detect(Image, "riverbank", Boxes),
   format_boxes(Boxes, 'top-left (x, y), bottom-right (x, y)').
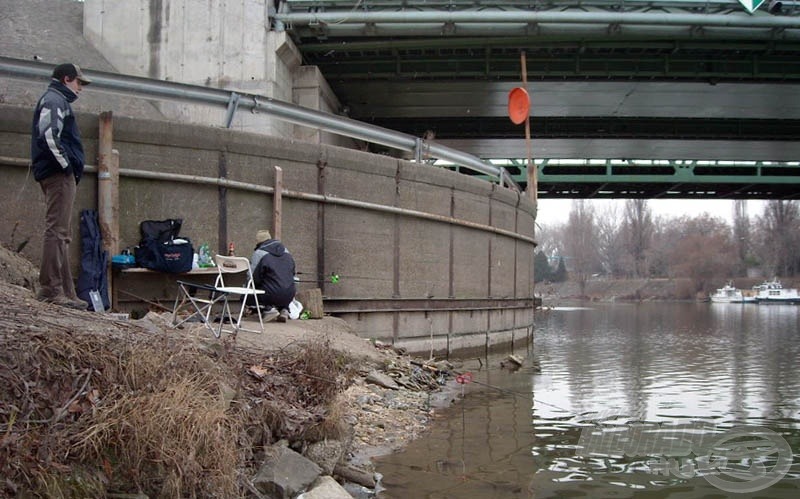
top-left (537, 277), bottom-right (800, 304)
top-left (0, 245), bottom-right (460, 498)
top-left (538, 277), bottom-right (695, 303)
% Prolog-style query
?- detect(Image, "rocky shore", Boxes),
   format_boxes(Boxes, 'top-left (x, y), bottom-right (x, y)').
top-left (0, 245), bottom-right (461, 498)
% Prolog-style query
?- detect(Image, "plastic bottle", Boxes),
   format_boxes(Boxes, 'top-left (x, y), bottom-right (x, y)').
top-left (228, 242), bottom-right (235, 256)
top-left (198, 243), bottom-right (213, 267)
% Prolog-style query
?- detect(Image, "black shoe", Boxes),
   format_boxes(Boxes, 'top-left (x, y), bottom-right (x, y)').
top-left (49, 296), bottom-right (87, 310)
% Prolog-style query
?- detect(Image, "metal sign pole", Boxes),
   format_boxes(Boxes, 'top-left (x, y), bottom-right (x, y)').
top-left (520, 52), bottom-right (537, 204)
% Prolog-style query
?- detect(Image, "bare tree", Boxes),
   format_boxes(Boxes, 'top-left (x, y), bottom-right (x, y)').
top-left (595, 204), bottom-right (626, 278)
top-left (668, 214), bottom-right (737, 295)
top-left (732, 200), bottom-right (751, 276)
top-left (622, 199), bottom-right (654, 278)
top-left (563, 200), bottom-right (600, 295)
top-left (647, 214), bottom-right (677, 278)
top-left (755, 200), bottom-right (800, 277)
top-left (533, 222), bottom-right (563, 260)
top-left (534, 222), bottom-right (568, 285)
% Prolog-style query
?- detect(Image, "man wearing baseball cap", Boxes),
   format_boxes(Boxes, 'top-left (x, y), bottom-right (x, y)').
top-left (30, 62), bottom-right (92, 309)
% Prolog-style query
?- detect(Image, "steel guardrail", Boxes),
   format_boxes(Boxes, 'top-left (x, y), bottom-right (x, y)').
top-left (0, 56), bottom-right (518, 191)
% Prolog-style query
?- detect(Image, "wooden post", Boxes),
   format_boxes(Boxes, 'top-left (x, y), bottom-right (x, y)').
top-left (218, 151), bottom-right (228, 255)
top-left (98, 112), bottom-right (119, 308)
top-left (295, 288), bottom-right (324, 319)
top-left (97, 111), bottom-right (113, 246)
top-left (273, 165), bottom-right (283, 240)
top-left (108, 150), bottom-right (120, 256)
top-left (520, 52), bottom-right (537, 203)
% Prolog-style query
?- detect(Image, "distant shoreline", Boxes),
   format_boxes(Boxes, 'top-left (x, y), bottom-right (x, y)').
top-left (537, 277), bottom-right (799, 303)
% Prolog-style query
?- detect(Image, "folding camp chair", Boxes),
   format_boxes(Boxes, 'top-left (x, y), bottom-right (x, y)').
top-left (213, 254), bottom-right (266, 334)
top-left (171, 280), bottom-right (228, 337)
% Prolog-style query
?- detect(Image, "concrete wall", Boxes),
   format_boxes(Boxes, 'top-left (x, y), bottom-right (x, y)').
top-left (0, 0), bottom-right (167, 120)
top-left (0, 104), bottom-right (536, 356)
top-left (82, 0), bottom-right (352, 144)
top-left (85, 0), bottom-right (278, 133)
top-left (293, 66), bottom-right (354, 148)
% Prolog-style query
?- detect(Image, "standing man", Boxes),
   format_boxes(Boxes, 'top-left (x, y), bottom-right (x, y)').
top-left (31, 63), bottom-right (92, 309)
top-left (250, 229), bottom-right (296, 322)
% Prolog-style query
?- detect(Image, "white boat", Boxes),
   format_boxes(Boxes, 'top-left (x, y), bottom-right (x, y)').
top-left (710, 282), bottom-right (754, 303)
top-left (753, 279), bottom-right (800, 304)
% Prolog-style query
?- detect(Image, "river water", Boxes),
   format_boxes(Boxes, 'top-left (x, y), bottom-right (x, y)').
top-left (374, 302), bottom-right (800, 498)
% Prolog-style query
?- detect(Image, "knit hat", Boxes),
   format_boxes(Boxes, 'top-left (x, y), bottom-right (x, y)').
top-left (256, 229), bottom-right (271, 244)
top-left (52, 63), bottom-right (92, 85)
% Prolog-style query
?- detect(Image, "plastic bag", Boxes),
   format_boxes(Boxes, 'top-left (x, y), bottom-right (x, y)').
top-left (288, 299), bottom-right (303, 320)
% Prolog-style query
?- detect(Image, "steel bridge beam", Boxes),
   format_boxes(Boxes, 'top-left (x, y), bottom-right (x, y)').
top-left (276, 3), bottom-right (800, 41)
top-left (450, 159), bottom-right (800, 199)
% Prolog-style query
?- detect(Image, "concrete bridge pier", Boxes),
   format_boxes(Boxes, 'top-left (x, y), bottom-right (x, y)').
top-left (0, 105), bottom-right (537, 357)
top-left (81, 0), bottom-right (352, 148)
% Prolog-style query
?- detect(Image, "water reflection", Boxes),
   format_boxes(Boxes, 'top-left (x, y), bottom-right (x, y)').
top-left (375, 302), bottom-right (800, 498)
top-left (376, 362), bottom-right (539, 498)
top-left (537, 303), bottom-right (800, 425)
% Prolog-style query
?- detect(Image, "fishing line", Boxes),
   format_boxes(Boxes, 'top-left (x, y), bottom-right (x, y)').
top-left (295, 271), bottom-right (340, 283)
top-left (296, 270), bottom-right (448, 285)
top-left (454, 369), bottom-right (575, 415)
top-left (15, 163), bottom-right (32, 204)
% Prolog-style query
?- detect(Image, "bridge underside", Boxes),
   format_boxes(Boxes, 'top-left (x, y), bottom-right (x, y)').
top-left (277, 1), bottom-right (800, 195)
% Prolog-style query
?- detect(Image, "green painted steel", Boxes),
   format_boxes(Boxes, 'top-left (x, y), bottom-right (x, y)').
top-left (738, 0), bottom-right (767, 13)
top-left (445, 160), bottom-right (800, 199)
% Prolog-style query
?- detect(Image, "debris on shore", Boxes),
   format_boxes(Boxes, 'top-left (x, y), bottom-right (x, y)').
top-left (500, 354), bottom-right (525, 369)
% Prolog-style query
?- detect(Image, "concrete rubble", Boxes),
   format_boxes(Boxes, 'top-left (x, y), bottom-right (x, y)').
top-left (297, 476), bottom-right (353, 499)
top-left (240, 352), bottom-right (461, 498)
top-left (253, 443), bottom-right (323, 498)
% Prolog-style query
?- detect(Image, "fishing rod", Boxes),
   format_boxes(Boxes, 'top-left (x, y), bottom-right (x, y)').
top-left (296, 270), bottom-right (452, 285)
top-left (452, 368), bottom-right (574, 414)
top-left (296, 271), bottom-right (423, 283)
top-left (294, 271), bottom-right (340, 283)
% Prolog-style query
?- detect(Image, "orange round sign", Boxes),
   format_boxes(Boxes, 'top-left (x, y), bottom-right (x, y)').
top-left (508, 87), bottom-right (530, 125)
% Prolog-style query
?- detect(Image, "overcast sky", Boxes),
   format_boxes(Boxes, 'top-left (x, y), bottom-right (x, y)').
top-left (535, 198), bottom-right (767, 227)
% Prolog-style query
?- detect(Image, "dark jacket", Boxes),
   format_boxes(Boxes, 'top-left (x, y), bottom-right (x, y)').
top-left (250, 239), bottom-right (296, 308)
top-left (31, 80), bottom-right (85, 184)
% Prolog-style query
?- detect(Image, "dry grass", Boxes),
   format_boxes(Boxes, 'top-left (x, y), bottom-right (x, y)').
top-left (0, 283), bottom-right (358, 498)
top-left (231, 339), bottom-right (357, 444)
top-left (72, 368), bottom-right (240, 497)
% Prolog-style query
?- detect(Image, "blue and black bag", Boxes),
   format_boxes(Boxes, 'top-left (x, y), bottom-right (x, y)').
top-left (134, 218), bottom-right (193, 273)
top-left (76, 209), bottom-right (110, 310)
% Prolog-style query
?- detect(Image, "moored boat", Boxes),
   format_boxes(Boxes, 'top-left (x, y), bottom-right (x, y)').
top-left (753, 279), bottom-right (800, 304)
top-left (710, 281), bottom-right (755, 303)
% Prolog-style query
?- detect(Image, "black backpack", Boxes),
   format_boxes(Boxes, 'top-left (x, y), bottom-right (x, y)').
top-left (134, 218), bottom-right (193, 273)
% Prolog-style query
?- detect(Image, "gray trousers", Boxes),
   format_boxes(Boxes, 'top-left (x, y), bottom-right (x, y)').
top-left (38, 172), bottom-right (78, 300)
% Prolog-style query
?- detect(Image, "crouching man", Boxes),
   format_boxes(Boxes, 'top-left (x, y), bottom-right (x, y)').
top-left (250, 230), bottom-right (296, 322)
